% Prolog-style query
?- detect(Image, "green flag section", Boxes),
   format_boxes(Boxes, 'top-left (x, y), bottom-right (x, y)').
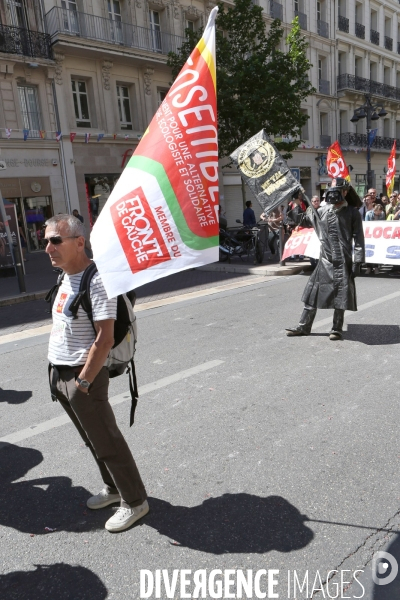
top-left (91, 7), bottom-right (219, 298)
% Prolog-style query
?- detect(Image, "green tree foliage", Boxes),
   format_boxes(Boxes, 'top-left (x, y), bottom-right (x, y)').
top-left (167, 0), bottom-right (315, 159)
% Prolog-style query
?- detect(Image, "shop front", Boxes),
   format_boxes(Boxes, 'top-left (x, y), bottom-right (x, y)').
top-left (0, 177), bottom-right (54, 252)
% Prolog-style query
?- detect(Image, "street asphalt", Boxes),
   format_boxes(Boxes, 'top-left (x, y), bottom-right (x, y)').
top-left (1, 272), bottom-right (400, 599)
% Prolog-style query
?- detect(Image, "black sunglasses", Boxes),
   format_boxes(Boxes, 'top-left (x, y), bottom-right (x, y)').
top-left (44, 236), bottom-right (79, 246)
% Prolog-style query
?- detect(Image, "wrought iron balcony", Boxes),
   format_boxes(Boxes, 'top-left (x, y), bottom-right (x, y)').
top-left (45, 7), bottom-right (183, 55)
top-left (319, 79), bottom-right (330, 95)
top-left (339, 132), bottom-right (400, 151)
top-left (337, 73), bottom-right (400, 102)
top-left (385, 36), bottom-right (393, 51)
top-left (269, 0), bottom-right (283, 21)
top-left (320, 135), bottom-right (331, 148)
top-left (294, 10), bottom-right (307, 30)
top-left (355, 22), bottom-right (365, 39)
top-left (338, 15), bottom-right (349, 33)
top-left (0, 24), bottom-right (52, 59)
top-left (370, 29), bottom-right (379, 45)
top-left (317, 20), bottom-right (329, 38)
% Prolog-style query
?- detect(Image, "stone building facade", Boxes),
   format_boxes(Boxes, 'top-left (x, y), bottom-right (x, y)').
top-left (1, 0), bottom-right (400, 241)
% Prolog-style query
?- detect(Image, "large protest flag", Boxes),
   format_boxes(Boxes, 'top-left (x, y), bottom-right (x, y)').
top-left (230, 130), bottom-right (300, 215)
top-left (91, 7), bottom-right (219, 298)
top-left (386, 141), bottom-right (396, 197)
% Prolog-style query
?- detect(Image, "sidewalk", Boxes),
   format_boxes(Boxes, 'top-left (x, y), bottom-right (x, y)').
top-left (0, 252), bottom-right (57, 305)
top-left (0, 250), bottom-right (311, 308)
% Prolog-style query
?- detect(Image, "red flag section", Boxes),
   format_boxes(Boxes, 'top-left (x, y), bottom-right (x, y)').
top-left (326, 141), bottom-right (351, 182)
top-left (386, 141), bottom-right (396, 196)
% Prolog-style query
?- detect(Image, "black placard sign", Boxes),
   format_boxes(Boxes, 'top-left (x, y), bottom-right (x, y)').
top-left (230, 129), bottom-right (301, 214)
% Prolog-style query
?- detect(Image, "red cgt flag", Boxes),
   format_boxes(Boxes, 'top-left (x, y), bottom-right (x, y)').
top-left (327, 140), bottom-right (351, 182)
top-left (386, 141), bottom-right (396, 196)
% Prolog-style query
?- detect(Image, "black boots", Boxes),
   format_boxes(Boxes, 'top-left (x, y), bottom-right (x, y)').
top-left (286, 306), bottom-right (317, 336)
top-left (329, 309), bottom-right (344, 340)
top-left (286, 307), bottom-right (345, 339)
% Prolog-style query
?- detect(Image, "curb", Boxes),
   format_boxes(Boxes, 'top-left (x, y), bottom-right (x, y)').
top-left (196, 263), bottom-right (312, 276)
top-left (0, 290), bottom-right (48, 307)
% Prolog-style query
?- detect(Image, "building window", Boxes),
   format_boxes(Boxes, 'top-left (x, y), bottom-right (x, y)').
top-left (61, 1), bottom-right (79, 33)
top-left (383, 118), bottom-right (390, 138)
top-left (396, 121), bottom-right (400, 140)
top-left (117, 85), bottom-right (132, 130)
top-left (301, 109), bottom-right (309, 140)
top-left (17, 85), bottom-right (42, 137)
top-left (339, 110), bottom-right (347, 134)
top-left (108, 0), bottom-right (123, 43)
top-left (370, 62), bottom-right (378, 81)
top-left (355, 56), bottom-right (362, 77)
top-left (186, 20), bottom-right (195, 32)
top-left (72, 80), bottom-right (91, 128)
top-left (158, 89), bottom-right (168, 106)
top-left (317, 0), bottom-right (325, 22)
top-left (7, 0), bottom-right (28, 28)
top-left (149, 10), bottom-right (161, 52)
top-left (338, 52), bottom-right (346, 75)
top-left (61, 0), bottom-right (77, 8)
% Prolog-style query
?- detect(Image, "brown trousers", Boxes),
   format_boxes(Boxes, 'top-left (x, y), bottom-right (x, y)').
top-left (49, 365), bottom-right (147, 507)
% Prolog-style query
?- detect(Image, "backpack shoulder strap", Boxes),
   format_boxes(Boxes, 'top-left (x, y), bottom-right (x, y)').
top-left (128, 358), bottom-right (139, 427)
top-left (68, 262), bottom-right (98, 324)
top-left (45, 269), bottom-right (65, 311)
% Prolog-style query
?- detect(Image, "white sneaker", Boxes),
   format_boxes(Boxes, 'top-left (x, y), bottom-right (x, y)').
top-left (87, 488), bottom-right (121, 510)
top-left (105, 500), bottom-right (149, 532)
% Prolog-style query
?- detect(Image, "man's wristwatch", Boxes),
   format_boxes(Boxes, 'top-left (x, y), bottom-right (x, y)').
top-left (76, 377), bottom-right (91, 390)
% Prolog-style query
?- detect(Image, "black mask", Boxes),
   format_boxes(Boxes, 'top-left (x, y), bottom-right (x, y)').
top-left (325, 187), bottom-right (344, 205)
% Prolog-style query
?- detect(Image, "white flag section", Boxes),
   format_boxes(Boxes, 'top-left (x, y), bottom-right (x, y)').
top-left (91, 7), bottom-right (219, 298)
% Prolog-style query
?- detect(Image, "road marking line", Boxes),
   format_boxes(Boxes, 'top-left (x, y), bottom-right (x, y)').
top-left (134, 276), bottom-right (273, 312)
top-left (312, 290), bottom-right (400, 330)
top-left (0, 360), bottom-right (224, 449)
top-left (0, 324), bottom-right (52, 345)
top-left (0, 277), bottom-right (273, 346)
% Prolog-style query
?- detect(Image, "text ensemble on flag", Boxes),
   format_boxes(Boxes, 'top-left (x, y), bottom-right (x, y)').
top-left (90, 7), bottom-right (220, 298)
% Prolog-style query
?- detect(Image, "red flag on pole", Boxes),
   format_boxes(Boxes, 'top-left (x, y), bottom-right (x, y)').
top-left (327, 140), bottom-right (351, 182)
top-left (386, 141), bottom-right (396, 196)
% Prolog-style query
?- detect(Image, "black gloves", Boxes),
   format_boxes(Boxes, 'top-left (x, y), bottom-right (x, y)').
top-left (352, 263), bottom-right (361, 278)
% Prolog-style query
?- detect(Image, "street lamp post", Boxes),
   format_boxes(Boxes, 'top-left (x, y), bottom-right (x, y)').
top-left (350, 94), bottom-right (387, 190)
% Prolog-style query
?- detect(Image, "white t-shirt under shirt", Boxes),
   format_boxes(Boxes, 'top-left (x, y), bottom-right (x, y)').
top-left (48, 269), bottom-right (117, 367)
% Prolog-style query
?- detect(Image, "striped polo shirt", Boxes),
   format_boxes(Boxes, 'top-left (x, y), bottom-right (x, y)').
top-left (48, 270), bottom-right (117, 367)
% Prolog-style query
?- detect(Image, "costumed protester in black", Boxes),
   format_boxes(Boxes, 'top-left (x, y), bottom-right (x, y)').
top-left (285, 178), bottom-right (365, 341)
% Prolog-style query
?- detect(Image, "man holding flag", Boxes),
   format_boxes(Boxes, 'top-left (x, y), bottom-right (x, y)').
top-left (44, 8), bottom-right (219, 533)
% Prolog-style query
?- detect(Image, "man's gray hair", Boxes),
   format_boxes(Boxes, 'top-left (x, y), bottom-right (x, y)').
top-left (45, 214), bottom-right (86, 237)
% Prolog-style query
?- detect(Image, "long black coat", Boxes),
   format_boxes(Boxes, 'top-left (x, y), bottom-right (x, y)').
top-left (298, 204), bottom-right (365, 311)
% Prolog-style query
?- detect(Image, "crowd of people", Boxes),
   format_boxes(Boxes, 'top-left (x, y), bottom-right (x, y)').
top-left (219, 185), bottom-right (400, 272)
top-left (359, 188), bottom-right (400, 221)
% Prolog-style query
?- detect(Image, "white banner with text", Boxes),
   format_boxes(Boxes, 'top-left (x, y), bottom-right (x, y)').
top-left (283, 222), bottom-right (400, 264)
